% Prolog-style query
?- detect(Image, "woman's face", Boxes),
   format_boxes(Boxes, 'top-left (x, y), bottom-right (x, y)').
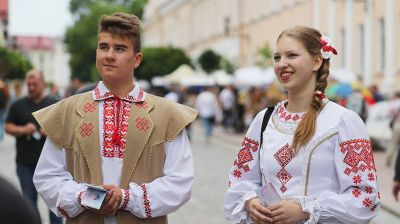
top-left (273, 36), bottom-right (321, 94)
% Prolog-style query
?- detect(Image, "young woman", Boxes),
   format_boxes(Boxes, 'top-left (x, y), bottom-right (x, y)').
top-left (224, 26), bottom-right (380, 224)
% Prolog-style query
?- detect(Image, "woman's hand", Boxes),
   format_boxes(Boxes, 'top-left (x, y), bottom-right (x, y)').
top-left (245, 197), bottom-right (273, 224)
top-left (268, 200), bottom-right (309, 224)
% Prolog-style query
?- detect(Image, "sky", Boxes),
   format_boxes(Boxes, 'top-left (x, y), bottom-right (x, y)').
top-left (9, 0), bottom-right (73, 37)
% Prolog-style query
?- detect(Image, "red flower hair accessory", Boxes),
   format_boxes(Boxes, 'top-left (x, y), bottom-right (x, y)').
top-left (320, 35), bottom-right (337, 59)
top-left (315, 90), bottom-right (329, 104)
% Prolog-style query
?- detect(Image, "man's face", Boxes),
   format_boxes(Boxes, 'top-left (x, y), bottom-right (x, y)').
top-left (27, 74), bottom-right (45, 100)
top-left (96, 32), bottom-right (142, 85)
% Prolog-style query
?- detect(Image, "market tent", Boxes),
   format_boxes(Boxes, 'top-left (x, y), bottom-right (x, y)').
top-left (211, 70), bottom-right (234, 85)
top-left (329, 68), bottom-right (357, 83)
top-left (164, 64), bottom-right (196, 83)
top-left (234, 66), bottom-right (275, 87)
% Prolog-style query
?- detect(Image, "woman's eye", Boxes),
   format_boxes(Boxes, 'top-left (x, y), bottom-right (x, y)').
top-left (273, 56), bottom-right (281, 62)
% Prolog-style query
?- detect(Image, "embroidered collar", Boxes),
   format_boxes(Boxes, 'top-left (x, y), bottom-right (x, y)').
top-left (92, 81), bottom-right (145, 103)
top-left (277, 100), bottom-right (305, 123)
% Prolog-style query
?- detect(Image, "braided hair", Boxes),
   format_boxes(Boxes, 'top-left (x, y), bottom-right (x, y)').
top-left (277, 26), bottom-right (331, 152)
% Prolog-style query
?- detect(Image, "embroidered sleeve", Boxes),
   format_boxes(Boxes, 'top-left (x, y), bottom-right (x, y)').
top-left (224, 109), bottom-right (267, 224)
top-left (301, 110), bottom-right (380, 224)
top-left (121, 129), bottom-right (193, 218)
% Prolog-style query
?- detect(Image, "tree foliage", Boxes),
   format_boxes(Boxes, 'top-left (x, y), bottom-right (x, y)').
top-left (198, 49), bottom-right (221, 74)
top-left (256, 43), bottom-right (273, 68)
top-left (65, 0), bottom-right (148, 82)
top-left (0, 47), bottom-right (32, 80)
top-left (136, 47), bottom-right (192, 81)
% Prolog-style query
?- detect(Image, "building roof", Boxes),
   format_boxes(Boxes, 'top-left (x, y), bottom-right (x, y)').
top-left (13, 35), bottom-right (55, 51)
top-left (0, 0), bottom-right (8, 20)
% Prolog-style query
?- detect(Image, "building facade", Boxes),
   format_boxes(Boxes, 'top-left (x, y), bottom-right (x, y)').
top-left (0, 0), bottom-right (8, 47)
top-left (143, 0), bottom-right (400, 93)
top-left (9, 36), bottom-right (71, 88)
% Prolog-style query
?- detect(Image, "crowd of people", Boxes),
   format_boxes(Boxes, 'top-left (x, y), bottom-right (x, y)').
top-left (0, 11), bottom-right (399, 224)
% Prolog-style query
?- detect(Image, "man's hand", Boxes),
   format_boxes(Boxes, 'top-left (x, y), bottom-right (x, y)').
top-left (268, 200), bottom-right (309, 224)
top-left (245, 197), bottom-right (273, 224)
top-left (392, 181), bottom-right (400, 201)
top-left (24, 123), bottom-right (37, 135)
top-left (91, 184), bottom-right (122, 216)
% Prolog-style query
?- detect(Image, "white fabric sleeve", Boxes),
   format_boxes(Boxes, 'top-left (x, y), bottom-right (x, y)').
top-left (33, 138), bottom-right (88, 218)
top-left (224, 109), bottom-right (266, 224)
top-left (118, 129), bottom-right (194, 218)
top-left (301, 110), bottom-right (381, 224)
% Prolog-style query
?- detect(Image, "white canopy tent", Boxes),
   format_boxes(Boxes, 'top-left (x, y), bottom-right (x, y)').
top-left (234, 66), bottom-right (275, 87)
top-left (211, 70), bottom-right (234, 85)
top-left (329, 68), bottom-right (357, 83)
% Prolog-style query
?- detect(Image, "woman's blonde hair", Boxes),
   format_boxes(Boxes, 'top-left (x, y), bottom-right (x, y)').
top-left (277, 26), bottom-right (330, 152)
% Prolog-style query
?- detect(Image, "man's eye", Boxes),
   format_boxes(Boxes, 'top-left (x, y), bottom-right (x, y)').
top-left (99, 45), bottom-right (108, 51)
top-left (116, 47), bottom-right (125, 52)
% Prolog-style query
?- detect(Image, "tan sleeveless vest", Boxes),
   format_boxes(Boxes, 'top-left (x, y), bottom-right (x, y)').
top-left (33, 92), bottom-right (198, 224)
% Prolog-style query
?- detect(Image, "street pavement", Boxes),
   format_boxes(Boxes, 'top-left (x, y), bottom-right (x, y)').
top-left (0, 122), bottom-right (399, 223)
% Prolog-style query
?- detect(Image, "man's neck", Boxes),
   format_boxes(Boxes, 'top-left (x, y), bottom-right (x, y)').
top-left (103, 81), bottom-right (135, 98)
top-left (29, 94), bottom-right (45, 104)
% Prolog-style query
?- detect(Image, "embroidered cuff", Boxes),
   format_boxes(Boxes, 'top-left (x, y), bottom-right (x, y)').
top-left (77, 190), bottom-right (86, 209)
top-left (57, 205), bottom-right (70, 218)
top-left (119, 189), bottom-right (131, 210)
top-left (141, 184), bottom-right (152, 218)
top-left (298, 197), bottom-right (320, 224)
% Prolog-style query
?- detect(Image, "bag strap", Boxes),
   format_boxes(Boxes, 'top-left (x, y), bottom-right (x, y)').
top-left (260, 106), bottom-right (275, 147)
top-left (259, 106), bottom-right (275, 184)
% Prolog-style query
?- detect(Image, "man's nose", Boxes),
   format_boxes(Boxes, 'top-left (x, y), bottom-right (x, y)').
top-left (105, 49), bottom-right (116, 60)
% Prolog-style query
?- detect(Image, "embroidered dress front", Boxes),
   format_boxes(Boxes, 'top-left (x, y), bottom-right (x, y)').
top-left (225, 101), bottom-right (380, 224)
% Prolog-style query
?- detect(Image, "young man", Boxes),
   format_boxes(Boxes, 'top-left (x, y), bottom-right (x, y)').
top-left (33, 12), bottom-right (197, 224)
top-left (5, 70), bottom-right (61, 224)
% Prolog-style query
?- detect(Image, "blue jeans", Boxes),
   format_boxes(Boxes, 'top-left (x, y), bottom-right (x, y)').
top-left (201, 116), bottom-right (214, 138)
top-left (17, 164), bottom-right (63, 224)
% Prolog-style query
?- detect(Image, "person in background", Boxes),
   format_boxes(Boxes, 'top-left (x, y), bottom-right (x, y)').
top-left (387, 92), bottom-right (400, 167)
top-left (0, 176), bottom-right (41, 224)
top-left (219, 84), bottom-right (235, 131)
top-left (196, 86), bottom-right (219, 143)
top-left (0, 78), bottom-right (10, 141)
top-left (32, 12), bottom-right (197, 224)
top-left (5, 69), bottom-right (61, 224)
top-left (224, 26), bottom-right (380, 224)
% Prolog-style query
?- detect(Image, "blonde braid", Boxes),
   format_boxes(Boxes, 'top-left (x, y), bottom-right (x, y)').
top-left (291, 59), bottom-right (330, 152)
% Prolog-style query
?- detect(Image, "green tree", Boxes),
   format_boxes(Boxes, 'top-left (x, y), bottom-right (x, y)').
top-left (220, 57), bottom-right (235, 74)
top-left (0, 47), bottom-right (32, 80)
top-left (198, 49), bottom-right (221, 74)
top-left (136, 47), bottom-right (192, 81)
top-left (256, 43), bottom-right (273, 67)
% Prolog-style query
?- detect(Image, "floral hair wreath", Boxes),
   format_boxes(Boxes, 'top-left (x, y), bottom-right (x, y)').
top-left (320, 35), bottom-right (337, 59)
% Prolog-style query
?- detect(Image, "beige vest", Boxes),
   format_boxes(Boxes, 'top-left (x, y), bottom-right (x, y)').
top-left (33, 92), bottom-right (198, 224)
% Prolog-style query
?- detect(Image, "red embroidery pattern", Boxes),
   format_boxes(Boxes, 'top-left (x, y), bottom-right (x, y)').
top-left (352, 188), bottom-right (361, 198)
top-left (123, 88), bottom-right (144, 102)
top-left (83, 102), bottom-right (96, 113)
top-left (370, 204), bottom-right (377, 211)
top-left (367, 173), bottom-right (375, 181)
top-left (136, 101), bottom-right (148, 109)
top-left (57, 205), bottom-right (70, 218)
top-left (277, 104), bottom-right (304, 122)
top-left (233, 137), bottom-right (259, 179)
top-left (121, 189), bottom-right (130, 210)
top-left (136, 117), bottom-right (149, 131)
top-left (80, 123), bottom-right (94, 137)
top-left (141, 184), bottom-right (152, 218)
top-left (102, 98), bottom-right (131, 158)
top-left (362, 198), bottom-right (372, 207)
top-left (94, 86), bottom-right (113, 100)
top-left (365, 186), bottom-right (373, 194)
top-left (353, 175), bottom-right (362, 185)
top-left (274, 143), bottom-right (295, 193)
top-left (340, 139), bottom-right (376, 176)
top-left (78, 191), bottom-right (85, 208)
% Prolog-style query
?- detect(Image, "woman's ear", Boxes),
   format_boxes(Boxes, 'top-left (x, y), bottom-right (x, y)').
top-left (313, 55), bottom-right (323, 72)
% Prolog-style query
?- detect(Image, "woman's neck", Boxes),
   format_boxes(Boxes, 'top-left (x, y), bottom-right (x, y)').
top-left (286, 90), bottom-right (314, 113)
